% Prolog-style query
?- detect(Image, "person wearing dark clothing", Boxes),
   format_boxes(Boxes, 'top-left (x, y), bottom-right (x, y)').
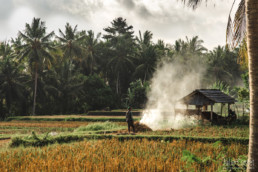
top-left (228, 109), bottom-right (237, 121)
top-left (126, 107), bottom-right (135, 133)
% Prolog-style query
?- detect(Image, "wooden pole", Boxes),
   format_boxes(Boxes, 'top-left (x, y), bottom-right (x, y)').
top-left (228, 103), bottom-right (230, 117)
top-left (221, 103), bottom-right (223, 116)
top-left (211, 105), bottom-right (213, 122)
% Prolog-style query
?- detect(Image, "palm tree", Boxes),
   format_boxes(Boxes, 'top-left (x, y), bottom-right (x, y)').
top-left (134, 45), bottom-right (157, 82)
top-left (136, 30), bottom-right (153, 48)
top-left (185, 36), bottom-right (207, 55)
top-left (206, 46), bottom-right (241, 86)
top-left (134, 31), bottom-right (157, 82)
top-left (18, 18), bottom-right (55, 115)
top-left (182, 0), bottom-right (258, 170)
top-left (0, 42), bottom-right (29, 116)
top-left (56, 23), bottom-right (85, 73)
top-left (83, 30), bottom-right (101, 75)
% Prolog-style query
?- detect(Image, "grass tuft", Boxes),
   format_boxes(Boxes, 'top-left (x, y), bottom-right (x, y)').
top-left (75, 121), bottom-right (126, 132)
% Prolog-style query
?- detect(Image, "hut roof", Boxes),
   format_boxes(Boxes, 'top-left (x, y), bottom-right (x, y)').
top-left (178, 89), bottom-right (236, 106)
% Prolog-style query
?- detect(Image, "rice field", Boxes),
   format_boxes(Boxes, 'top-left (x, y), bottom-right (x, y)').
top-left (0, 139), bottom-right (248, 171)
top-left (0, 120), bottom-right (249, 138)
top-left (0, 118), bottom-right (249, 171)
top-left (142, 125), bottom-right (249, 138)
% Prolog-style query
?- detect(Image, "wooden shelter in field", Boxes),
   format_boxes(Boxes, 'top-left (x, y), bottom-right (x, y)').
top-left (177, 89), bottom-right (236, 121)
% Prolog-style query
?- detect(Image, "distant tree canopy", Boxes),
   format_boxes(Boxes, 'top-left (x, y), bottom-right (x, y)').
top-left (0, 17), bottom-right (246, 118)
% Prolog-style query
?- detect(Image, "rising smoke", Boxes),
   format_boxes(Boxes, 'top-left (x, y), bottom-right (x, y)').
top-left (140, 59), bottom-right (205, 130)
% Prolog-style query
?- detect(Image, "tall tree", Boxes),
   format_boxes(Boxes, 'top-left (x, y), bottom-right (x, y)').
top-left (18, 18), bottom-right (55, 115)
top-left (56, 23), bottom-right (85, 73)
top-left (182, 0), bottom-right (258, 170)
top-left (134, 45), bottom-right (157, 82)
top-left (186, 36), bottom-right (207, 55)
top-left (134, 31), bottom-right (157, 82)
top-left (103, 17), bottom-right (135, 96)
top-left (82, 30), bottom-right (101, 75)
top-left (206, 46), bottom-right (241, 86)
top-left (136, 30), bottom-right (153, 48)
top-left (0, 42), bottom-right (29, 116)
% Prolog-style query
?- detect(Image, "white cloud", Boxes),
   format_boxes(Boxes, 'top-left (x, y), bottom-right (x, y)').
top-left (0, 0), bottom-right (238, 50)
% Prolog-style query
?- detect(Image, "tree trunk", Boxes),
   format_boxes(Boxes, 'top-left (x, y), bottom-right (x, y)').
top-left (246, 0), bottom-right (258, 171)
top-left (32, 63), bottom-right (38, 116)
top-left (0, 99), bottom-right (3, 120)
top-left (144, 71), bottom-right (147, 82)
top-left (116, 72), bottom-right (120, 95)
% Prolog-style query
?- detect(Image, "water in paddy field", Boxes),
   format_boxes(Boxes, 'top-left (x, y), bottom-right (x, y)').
top-left (139, 61), bottom-right (204, 130)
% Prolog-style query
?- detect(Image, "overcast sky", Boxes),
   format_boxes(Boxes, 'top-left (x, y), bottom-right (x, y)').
top-left (0, 0), bottom-right (238, 50)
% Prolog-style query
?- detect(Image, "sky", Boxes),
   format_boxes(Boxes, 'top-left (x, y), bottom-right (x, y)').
top-left (0, 0), bottom-right (238, 50)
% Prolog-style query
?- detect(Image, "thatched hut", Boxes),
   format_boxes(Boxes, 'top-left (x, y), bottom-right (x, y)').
top-left (177, 89), bottom-right (236, 121)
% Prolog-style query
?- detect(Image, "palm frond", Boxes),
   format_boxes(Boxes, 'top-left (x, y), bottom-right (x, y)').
top-left (42, 31), bottom-right (55, 42)
top-left (226, 0), bottom-right (246, 49)
top-left (181, 0), bottom-right (207, 10)
top-left (58, 29), bottom-right (66, 39)
top-left (233, 0), bottom-right (246, 47)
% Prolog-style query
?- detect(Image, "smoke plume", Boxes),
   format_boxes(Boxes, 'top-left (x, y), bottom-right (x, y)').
top-left (140, 59), bottom-right (205, 130)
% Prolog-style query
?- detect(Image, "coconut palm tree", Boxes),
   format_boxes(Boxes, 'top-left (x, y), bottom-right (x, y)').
top-left (134, 45), bottom-right (158, 82)
top-left (83, 30), bottom-right (101, 75)
top-left (56, 23), bottom-right (85, 73)
top-left (136, 30), bottom-right (153, 48)
top-left (182, 0), bottom-right (258, 170)
top-left (134, 31), bottom-right (157, 82)
top-left (18, 18), bottom-right (55, 115)
top-left (0, 42), bottom-right (29, 117)
top-left (186, 36), bottom-right (207, 55)
top-left (206, 46), bottom-right (241, 86)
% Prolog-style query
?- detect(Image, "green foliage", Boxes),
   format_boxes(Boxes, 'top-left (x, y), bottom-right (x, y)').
top-left (82, 74), bottom-right (114, 111)
top-left (10, 134), bottom-right (83, 147)
top-left (126, 79), bottom-right (149, 108)
top-left (182, 150), bottom-right (201, 165)
top-left (238, 88), bottom-right (249, 102)
top-left (241, 71), bottom-right (249, 89)
top-left (210, 81), bottom-right (232, 95)
top-left (75, 121), bottom-right (125, 132)
top-left (213, 141), bottom-right (222, 148)
top-left (205, 46), bottom-right (242, 87)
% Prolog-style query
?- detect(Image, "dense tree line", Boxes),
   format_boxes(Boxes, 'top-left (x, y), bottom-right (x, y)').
top-left (0, 17), bottom-right (245, 118)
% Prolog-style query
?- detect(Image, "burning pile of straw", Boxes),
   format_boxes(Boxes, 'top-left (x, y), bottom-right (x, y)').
top-left (134, 122), bottom-right (152, 132)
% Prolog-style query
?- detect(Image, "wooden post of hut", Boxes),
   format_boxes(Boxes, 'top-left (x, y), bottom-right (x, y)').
top-left (221, 103), bottom-right (224, 116)
top-left (211, 104), bottom-right (213, 122)
top-left (228, 103), bottom-right (230, 117)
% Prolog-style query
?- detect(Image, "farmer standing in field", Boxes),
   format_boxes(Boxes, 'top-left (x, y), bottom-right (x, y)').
top-left (126, 107), bottom-right (135, 133)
